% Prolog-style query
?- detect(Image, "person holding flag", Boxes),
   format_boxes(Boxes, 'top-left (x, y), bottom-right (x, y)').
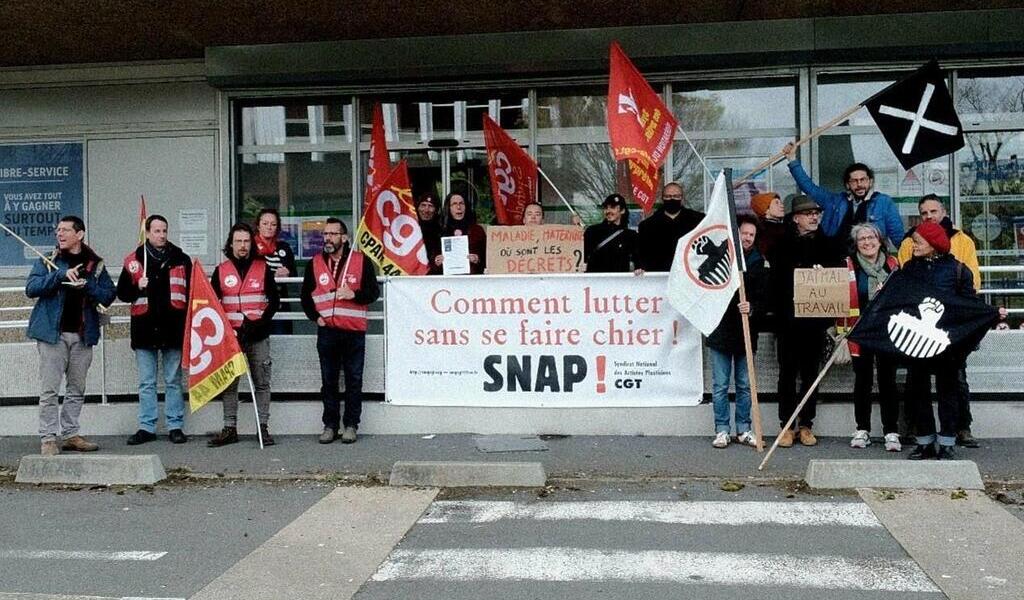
top-left (301, 218), bottom-right (380, 444)
top-left (206, 223), bottom-right (279, 447)
top-left (416, 192), bottom-right (443, 275)
top-left (117, 214), bottom-right (192, 446)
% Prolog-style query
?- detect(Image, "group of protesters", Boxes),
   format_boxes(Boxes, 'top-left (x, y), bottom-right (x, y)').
top-left (26, 209), bottom-right (378, 455)
top-left (26, 141), bottom-right (1002, 460)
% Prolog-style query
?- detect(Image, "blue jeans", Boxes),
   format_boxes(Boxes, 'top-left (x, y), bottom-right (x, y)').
top-left (136, 348), bottom-right (185, 432)
top-left (710, 348), bottom-right (751, 434)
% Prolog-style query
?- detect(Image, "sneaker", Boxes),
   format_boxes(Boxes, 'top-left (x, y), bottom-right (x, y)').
top-left (849, 430), bottom-right (871, 449)
top-left (40, 439), bottom-right (59, 456)
top-left (259, 424), bottom-right (275, 446)
top-left (318, 427), bottom-right (336, 444)
top-left (776, 428), bottom-right (795, 448)
top-left (798, 426), bottom-right (818, 447)
top-left (956, 429), bottom-right (979, 448)
top-left (61, 435), bottom-right (99, 452)
top-left (168, 429), bottom-right (188, 444)
top-left (737, 431), bottom-right (757, 447)
top-left (207, 426), bottom-right (238, 448)
top-left (712, 431), bottom-right (730, 449)
top-left (126, 429), bottom-right (157, 446)
top-left (340, 426), bottom-right (358, 444)
top-left (908, 443), bottom-right (937, 460)
top-left (937, 445), bottom-right (957, 460)
top-left (884, 433), bottom-right (902, 452)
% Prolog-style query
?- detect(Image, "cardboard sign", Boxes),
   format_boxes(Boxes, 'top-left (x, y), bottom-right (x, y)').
top-left (793, 267), bottom-right (850, 317)
top-left (486, 224), bottom-right (584, 274)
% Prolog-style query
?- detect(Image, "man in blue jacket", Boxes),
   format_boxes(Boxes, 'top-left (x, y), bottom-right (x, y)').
top-left (782, 142), bottom-right (904, 247)
top-left (26, 215), bottom-right (116, 456)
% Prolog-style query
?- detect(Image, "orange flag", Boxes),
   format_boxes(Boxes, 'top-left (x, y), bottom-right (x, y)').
top-left (181, 259), bottom-right (248, 413)
top-left (364, 103), bottom-right (393, 210)
top-left (356, 160), bottom-right (429, 276)
top-left (607, 41), bottom-right (677, 170)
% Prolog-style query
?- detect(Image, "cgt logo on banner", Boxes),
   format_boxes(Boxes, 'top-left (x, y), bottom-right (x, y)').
top-left (357, 160), bottom-right (429, 276)
top-left (483, 115), bottom-right (538, 225)
top-left (384, 273), bottom-right (703, 407)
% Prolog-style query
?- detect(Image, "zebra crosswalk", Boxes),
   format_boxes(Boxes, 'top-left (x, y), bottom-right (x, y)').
top-left (358, 498), bottom-right (945, 600)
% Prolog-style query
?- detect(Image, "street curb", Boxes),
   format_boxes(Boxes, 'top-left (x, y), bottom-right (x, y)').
top-left (15, 454), bottom-right (167, 485)
top-left (806, 459), bottom-right (984, 490)
top-left (389, 461), bottom-right (547, 487)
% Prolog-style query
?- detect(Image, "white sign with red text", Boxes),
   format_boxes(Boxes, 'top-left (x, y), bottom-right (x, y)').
top-left (385, 273), bottom-right (703, 407)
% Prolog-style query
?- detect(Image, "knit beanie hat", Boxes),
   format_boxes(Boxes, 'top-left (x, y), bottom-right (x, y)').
top-left (750, 193), bottom-right (776, 219)
top-left (915, 221), bottom-right (950, 254)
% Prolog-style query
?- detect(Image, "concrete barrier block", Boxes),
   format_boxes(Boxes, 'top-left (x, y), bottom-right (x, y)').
top-left (806, 459), bottom-right (983, 490)
top-left (389, 461), bottom-right (546, 488)
top-left (15, 454), bottom-right (167, 485)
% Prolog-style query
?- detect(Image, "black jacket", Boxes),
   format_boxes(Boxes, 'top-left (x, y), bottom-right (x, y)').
top-left (584, 221), bottom-right (638, 273)
top-left (767, 225), bottom-right (845, 326)
top-left (300, 247), bottom-right (381, 324)
top-left (636, 207), bottom-right (704, 271)
top-left (900, 253), bottom-right (975, 297)
top-left (116, 242), bottom-right (191, 350)
top-left (419, 218), bottom-right (443, 275)
top-left (707, 248), bottom-right (769, 355)
top-left (210, 256), bottom-right (280, 345)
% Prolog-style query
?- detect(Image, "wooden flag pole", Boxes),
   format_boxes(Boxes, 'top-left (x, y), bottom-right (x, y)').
top-left (733, 102), bottom-right (865, 187)
top-left (757, 334), bottom-right (848, 471)
top-left (0, 221), bottom-right (59, 270)
top-left (537, 166), bottom-right (585, 226)
top-left (737, 274), bottom-right (764, 452)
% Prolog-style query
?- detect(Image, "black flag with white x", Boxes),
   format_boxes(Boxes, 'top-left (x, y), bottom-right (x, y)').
top-left (863, 61), bottom-right (964, 170)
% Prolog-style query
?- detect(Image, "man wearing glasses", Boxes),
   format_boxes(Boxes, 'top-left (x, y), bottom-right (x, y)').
top-left (636, 182), bottom-right (705, 272)
top-left (300, 218), bottom-right (379, 445)
top-left (782, 141), bottom-right (904, 247)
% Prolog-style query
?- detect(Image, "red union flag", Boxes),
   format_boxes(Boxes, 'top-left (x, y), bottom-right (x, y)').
top-left (607, 41), bottom-right (677, 170)
top-left (356, 160), bottom-right (429, 276)
top-left (181, 260), bottom-right (248, 413)
top-left (364, 103), bottom-right (393, 209)
top-left (483, 115), bottom-right (538, 225)
top-left (628, 159), bottom-right (659, 214)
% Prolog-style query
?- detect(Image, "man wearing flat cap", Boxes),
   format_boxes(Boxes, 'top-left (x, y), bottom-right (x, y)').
top-left (584, 194), bottom-right (639, 273)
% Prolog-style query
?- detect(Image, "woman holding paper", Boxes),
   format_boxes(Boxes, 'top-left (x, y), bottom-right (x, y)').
top-left (437, 193), bottom-right (486, 275)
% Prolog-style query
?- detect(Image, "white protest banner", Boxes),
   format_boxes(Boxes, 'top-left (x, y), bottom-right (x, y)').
top-left (486, 224), bottom-right (585, 274)
top-left (385, 273), bottom-right (703, 407)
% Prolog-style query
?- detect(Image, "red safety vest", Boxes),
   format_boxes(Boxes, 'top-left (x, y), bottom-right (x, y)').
top-left (123, 250), bottom-right (187, 316)
top-left (839, 255), bottom-right (899, 357)
top-left (218, 259), bottom-right (269, 329)
top-left (311, 252), bottom-right (368, 332)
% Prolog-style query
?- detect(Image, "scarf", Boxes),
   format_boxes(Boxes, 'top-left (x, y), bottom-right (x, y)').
top-left (856, 252), bottom-right (888, 301)
top-left (254, 234), bottom-right (277, 257)
top-left (145, 241), bottom-right (167, 264)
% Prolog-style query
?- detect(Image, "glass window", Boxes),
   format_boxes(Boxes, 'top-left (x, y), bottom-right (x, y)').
top-left (359, 93), bottom-right (528, 145)
top-left (239, 98), bottom-right (353, 156)
top-left (537, 87), bottom-right (607, 131)
top-left (956, 68), bottom-right (1024, 125)
top-left (816, 72), bottom-right (906, 127)
top-left (672, 78), bottom-right (797, 131)
top-left (537, 143), bottom-right (616, 226)
top-left (670, 137), bottom-right (797, 213)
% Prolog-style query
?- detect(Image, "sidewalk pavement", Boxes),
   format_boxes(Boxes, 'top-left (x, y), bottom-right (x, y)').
top-left (2, 434), bottom-right (1023, 483)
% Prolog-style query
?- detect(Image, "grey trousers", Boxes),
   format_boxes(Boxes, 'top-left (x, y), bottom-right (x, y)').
top-left (38, 333), bottom-right (93, 441)
top-left (216, 337), bottom-right (272, 427)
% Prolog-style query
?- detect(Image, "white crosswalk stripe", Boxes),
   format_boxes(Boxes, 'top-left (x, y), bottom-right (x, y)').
top-left (363, 499), bottom-right (942, 598)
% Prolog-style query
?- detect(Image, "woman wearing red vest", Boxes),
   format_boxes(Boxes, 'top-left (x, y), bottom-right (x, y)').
top-left (300, 218), bottom-right (380, 444)
top-left (841, 223), bottom-right (901, 452)
top-left (208, 223), bottom-right (279, 447)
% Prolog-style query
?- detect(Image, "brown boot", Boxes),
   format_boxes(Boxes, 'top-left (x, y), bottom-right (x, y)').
top-left (41, 439), bottom-right (59, 456)
top-left (259, 424), bottom-right (275, 446)
top-left (799, 426), bottom-right (818, 446)
top-left (777, 428), bottom-right (795, 448)
top-left (207, 426), bottom-right (238, 448)
top-left (61, 435), bottom-right (99, 452)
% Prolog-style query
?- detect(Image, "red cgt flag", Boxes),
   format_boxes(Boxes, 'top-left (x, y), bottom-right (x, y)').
top-left (364, 103), bottom-right (393, 210)
top-left (483, 115), bottom-right (538, 225)
top-left (607, 41), bottom-right (677, 170)
top-left (628, 159), bottom-right (659, 215)
top-left (181, 259), bottom-right (248, 413)
top-left (356, 160), bottom-right (430, 276)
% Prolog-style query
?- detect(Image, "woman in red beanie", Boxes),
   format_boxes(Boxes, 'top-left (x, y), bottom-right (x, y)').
top-left (900, 221), bottom-right (975, 460)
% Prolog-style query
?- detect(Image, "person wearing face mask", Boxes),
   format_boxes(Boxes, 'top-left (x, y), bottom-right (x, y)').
top-left (416, 192), bottom-right (443, 275)
top-left (26, 215), bottom-right (116, 456)
top-left (253, 208), bottom-right (297, 333)
top-left (636, 182), bottom-right (704, 272)
top-left (584, 194), bottom-right (638, 273)
top-left (300, 218), bottom-right (379, 444)
top-left (782, 142), bottom-right (904, 247)
top-left (767, 196), bottom-right (845, 449)
top-left (435, 192), bottom-right (486, 275)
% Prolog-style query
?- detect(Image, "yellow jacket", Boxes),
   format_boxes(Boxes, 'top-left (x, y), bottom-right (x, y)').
top-left (898, 228), bottom-right (981, 290)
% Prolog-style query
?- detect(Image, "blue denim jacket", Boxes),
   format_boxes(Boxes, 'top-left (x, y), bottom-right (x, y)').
top-left (25, 247), bottom-right (116, 346)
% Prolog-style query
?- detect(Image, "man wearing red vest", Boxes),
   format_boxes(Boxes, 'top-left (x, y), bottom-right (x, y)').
top-left (208, 223), bottom-right (279, 447)
top-left (116, 214), bottom-right (191, 445)
top-left (300, 218), bottom-right (379, 444)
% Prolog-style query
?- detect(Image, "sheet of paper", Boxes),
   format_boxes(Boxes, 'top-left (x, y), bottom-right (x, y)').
top-left (441, 235), bottom-right (470, 275)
